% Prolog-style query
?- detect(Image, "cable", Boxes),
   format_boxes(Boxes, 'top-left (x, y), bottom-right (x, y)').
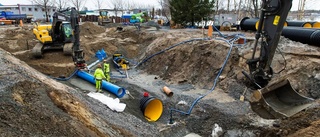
top-left (50, 69), bottom-right (79, 81)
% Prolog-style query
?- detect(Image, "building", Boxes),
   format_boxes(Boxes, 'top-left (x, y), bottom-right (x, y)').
top-left (0, 4), bottom-right (56, 21)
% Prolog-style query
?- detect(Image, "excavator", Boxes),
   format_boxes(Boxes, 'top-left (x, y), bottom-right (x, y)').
top-left (32, 7), bottom-right (85, 68)
top-left (242, 0), bottom-right (314, 119)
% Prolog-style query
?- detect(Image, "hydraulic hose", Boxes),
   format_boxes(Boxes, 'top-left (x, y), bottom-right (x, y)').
top-left (50, 69), bottom-right (79, 81)
top-left (169, 35), bottom-right (241, 121)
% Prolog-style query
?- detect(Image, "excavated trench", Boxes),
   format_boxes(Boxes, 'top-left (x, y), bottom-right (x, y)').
top-left (0, 23), bottom-right (320, 136)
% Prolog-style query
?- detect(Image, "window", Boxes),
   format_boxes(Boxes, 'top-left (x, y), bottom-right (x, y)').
top-left (34, 8), bottom-right (38, 11)
top-left (42, 8), bottom-right (45, 11)
top-left (28, 8), bottom-right (32, 11)
top-left (22, 7), bottom-right (26, 11)
top-left (15, 7), bottom-right (19, 10)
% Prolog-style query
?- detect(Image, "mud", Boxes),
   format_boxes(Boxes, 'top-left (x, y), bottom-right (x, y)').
top-left (0, 22), bottom-right (319, 137)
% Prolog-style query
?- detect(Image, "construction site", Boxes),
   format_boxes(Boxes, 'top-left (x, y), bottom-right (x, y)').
top-left (0, 1), bottom-right (320, 137)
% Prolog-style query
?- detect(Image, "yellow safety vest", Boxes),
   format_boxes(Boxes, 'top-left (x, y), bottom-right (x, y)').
top-left (94, 68), bottom-right (106, 79)
top-left (103, 63), bottom-right (110, 73)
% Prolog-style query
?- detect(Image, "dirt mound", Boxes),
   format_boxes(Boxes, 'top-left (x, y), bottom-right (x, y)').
top-left (139, 32), bottom-right (239, 88)
top-left (80, 22), bottom-right (106, 36)
top-left (0, 26), bottom-right (37, 53)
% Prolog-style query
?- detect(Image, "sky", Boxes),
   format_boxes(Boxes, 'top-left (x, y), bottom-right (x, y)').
top-left (0, 0), bottom-right (161, 10)
top-left (0, 0), bottom-right (319, 11)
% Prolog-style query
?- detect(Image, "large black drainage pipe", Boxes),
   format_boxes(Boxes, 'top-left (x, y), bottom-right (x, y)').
top-left (311, 21), bottom-right (320, 28)
top-left (281, 27), bottom-right (320, 46)
top-left (287, 21), bottom-right (312, 28)
top-left (240, 17), bottom-right (288, 31)
top-left (240, 17), bottom-right (259, 31)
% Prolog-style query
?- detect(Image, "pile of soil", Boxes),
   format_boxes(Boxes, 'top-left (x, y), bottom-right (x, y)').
top-left (80, 22), bottom-right (106, 36)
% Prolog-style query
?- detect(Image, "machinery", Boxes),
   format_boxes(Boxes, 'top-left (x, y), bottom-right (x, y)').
top-left (98, 10), bottom-right (111, 26)
top-left (32, 7), bottom-right (85, 68)
top-left (242, 0), bottom-right (314, 119)
top-left (113, 53), bottom-right (129, 70)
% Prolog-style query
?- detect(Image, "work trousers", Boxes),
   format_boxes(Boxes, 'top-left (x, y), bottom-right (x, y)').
top-left (95, 79), bottom-right (102, 91)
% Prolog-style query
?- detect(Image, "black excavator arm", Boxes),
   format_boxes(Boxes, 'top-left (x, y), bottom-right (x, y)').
top-left (244, 0), bottom-right (292, 88)
top-left (52, 7), bottom-right (85, 69)
top-left (243, 0), bottom-right (314, 119)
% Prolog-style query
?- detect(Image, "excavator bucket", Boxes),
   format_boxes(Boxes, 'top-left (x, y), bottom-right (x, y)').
top-left (250, 79), bottom-right (314, 119)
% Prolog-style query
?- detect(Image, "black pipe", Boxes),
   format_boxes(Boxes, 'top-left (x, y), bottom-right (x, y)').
top-left (240, 17), bottom-right (259, 31)
top-left (287, 21), bottom-right (312, 28)
top-left (281, 27), bottom-right (320, 46)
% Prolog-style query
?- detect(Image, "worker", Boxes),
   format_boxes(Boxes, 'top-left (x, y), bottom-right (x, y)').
top-left (103, 59), bottom-right (110, 82)
top-left (93, 64), bottom-right (106, 92)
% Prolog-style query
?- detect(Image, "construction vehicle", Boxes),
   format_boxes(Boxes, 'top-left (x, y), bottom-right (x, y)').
top-left (32, 8), bottom-right (76, 58)
top-left (242, 0), bottom-right (314, 119)
top-left (113, 53), bottom-right (129, 70)
top-left (32, 7), bottom-right (85, 68)
top-left (98, 10), bottom-right (111, 26)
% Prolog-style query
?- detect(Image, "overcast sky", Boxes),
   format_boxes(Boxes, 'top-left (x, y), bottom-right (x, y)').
top-left (0, 0), bottom-right (319, 11)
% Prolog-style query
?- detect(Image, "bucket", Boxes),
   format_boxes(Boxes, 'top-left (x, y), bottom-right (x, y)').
top-left (140, 95), bottom-right (163, 121)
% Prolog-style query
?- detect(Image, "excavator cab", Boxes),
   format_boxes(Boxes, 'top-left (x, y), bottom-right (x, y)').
top-left (243, 0), bottom-right (314, 119)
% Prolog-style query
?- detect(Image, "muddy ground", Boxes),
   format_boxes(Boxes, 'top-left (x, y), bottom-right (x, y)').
top-left (0, 22), bottom-right (319, 137)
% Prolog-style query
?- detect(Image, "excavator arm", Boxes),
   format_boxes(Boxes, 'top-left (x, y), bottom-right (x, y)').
top-left (245, 0), bottom-right (292, 88)
top-left (52, 7), bottom-right (85, 69)
top-left (243, 0), bottom-right (314, 119)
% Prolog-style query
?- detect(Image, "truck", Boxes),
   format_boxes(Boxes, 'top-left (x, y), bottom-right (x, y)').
top-left (0, 11), bottom-right (32, 23)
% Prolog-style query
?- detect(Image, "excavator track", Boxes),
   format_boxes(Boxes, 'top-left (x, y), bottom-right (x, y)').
top-left (32, 43), bottom-right (43, 58)
top-left (63, 43), bottom-right (73, 55)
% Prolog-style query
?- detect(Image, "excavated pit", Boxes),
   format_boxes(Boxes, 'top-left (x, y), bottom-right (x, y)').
top-left (0, 22), bottom-right (320, 136)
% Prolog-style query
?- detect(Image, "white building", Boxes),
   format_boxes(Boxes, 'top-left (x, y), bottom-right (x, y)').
top-left (0, 4), bottom-right (56, 21)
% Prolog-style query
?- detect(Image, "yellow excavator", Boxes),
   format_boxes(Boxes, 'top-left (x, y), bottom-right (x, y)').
top-left (98, 10), bottom-right (111, 26)
top-left (32, 7), bottom-right (77, 58)
top-left (242, 0), bottom-right (314, 119)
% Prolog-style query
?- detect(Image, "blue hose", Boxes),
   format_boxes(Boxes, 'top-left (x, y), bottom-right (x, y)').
top-left (169, 37), bottom-right (237, 116)
top-left (135, 38), bottom-right (210, 67)
top-left (50, 69), bottom-right (79, 81)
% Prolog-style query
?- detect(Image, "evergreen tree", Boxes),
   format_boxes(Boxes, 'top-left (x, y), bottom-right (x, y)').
top-left (169, 0), bottom-right (215, 26)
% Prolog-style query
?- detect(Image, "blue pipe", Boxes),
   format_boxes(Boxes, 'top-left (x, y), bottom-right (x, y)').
top-left (76, 70), bottom-right (126, 98)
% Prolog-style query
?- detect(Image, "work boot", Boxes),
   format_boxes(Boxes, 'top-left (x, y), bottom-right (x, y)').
top-left (99, 90), bottom-right (102, 93)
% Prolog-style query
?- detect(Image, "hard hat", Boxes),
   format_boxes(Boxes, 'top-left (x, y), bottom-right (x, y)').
top-left (97, 64), bottom-right (102, 68)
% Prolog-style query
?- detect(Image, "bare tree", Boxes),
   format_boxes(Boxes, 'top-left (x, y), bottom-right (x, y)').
top-left (110, 0), bottom-right (124, 18)
top-left (158, 0), bottom-right (170, 21)
top-left (53, 0), bottom-right (67, 10)
top-left (30, 0), bottom-right (53, 22)
top-left (69, 0), bottom-right (87, 11)
top-left (123, 0), bottom-right (137, 11)
top-left (252, 0), bottom-right (259, 17)
top-left (94, 0), bottom-right (104, 10)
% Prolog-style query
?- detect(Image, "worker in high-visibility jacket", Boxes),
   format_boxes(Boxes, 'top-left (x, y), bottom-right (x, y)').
top-left (94, 64), bottom-right (106, 92)
top-left (103, 59), bottom-right (110, 82)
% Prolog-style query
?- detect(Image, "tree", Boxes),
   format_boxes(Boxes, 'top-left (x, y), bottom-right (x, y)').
top-left (69, 0), bottom-right (87, 11)
top-left (169, 0), bottom-right (215, 26)
top-left (31, 0), bottom-right (54, 22)
top-left (110, 0), bottom-right (124, 18)
top-left (158, 0), bottom-right (171, 21)
top-left (53, 0), bottom-right (67, 10)
top-left (94, 0), bottom-right (104, 10)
